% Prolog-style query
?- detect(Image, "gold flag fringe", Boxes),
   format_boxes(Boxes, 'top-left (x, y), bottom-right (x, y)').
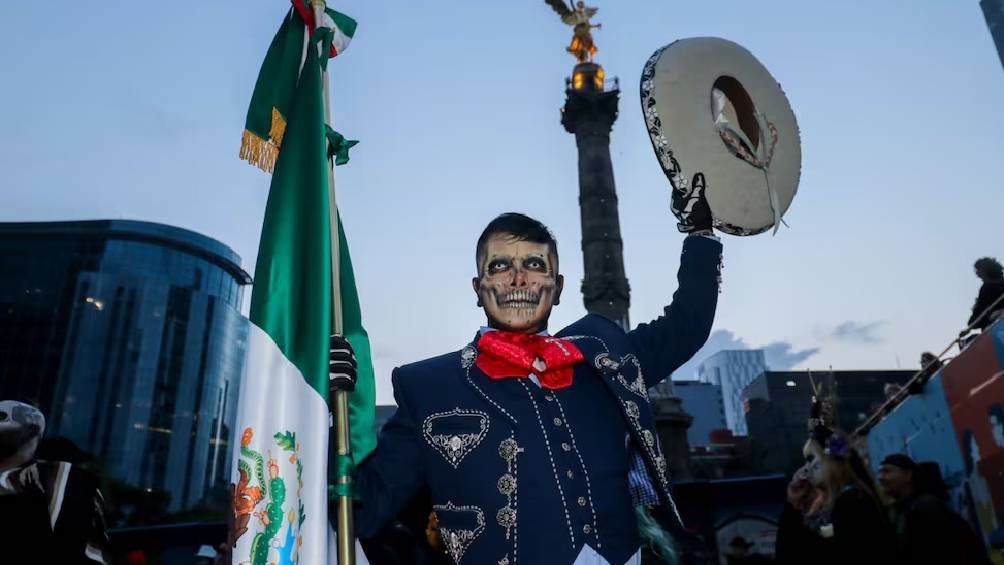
top-left (269, 107), bottom-right (286, 146)
top-left (238, 107), bottom-right (288, 173)
top-left (239, 130), bottom-right (279, 173)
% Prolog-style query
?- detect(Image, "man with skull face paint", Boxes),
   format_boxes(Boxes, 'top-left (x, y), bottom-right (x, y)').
top-left (340, 199), bottom-right (723, 564)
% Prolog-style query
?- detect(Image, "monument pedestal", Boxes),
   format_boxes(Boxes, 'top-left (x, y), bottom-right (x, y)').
top-left (652, 394), bottom-right (694, 481)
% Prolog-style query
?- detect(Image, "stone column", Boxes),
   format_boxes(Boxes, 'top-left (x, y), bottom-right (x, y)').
top-left (561, 62), bottom-right (630, 330)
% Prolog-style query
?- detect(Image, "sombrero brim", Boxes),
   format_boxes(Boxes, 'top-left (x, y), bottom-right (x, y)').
top-left (641, 37), bottom-right (801, 236)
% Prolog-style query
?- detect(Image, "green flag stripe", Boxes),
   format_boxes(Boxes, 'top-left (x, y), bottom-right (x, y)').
top-left (249, 37), bottom-right (331, 398)
top-left (240, 8), bottom-right (305, 171)
top-left (337, 218), bottom-right (376, 461)
top-left (247, 7), bottom-right (374, 464)
top-left (326, 8), bottom-right (357, 38)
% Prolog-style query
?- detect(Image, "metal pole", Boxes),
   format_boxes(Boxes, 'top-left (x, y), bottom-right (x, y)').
top-left (309, 1), bottom-right (354, 563)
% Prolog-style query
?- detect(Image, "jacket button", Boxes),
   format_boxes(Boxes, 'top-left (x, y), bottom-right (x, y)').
top-left (583, 524), bottom-right (592, 534)
top-left (578, 497), bottom-right (587, 507)
top-left (566, 470), bottom-right (574, 479)
top-left (562, 443), bottom-right (572, 452)
top-left (553, 417), bottom-right (563, 427)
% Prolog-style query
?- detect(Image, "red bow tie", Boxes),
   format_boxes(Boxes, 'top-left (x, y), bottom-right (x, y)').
top-left (475, 331), bottom-right (584, 390)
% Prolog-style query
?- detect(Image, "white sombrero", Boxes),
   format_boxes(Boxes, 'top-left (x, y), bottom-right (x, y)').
top-left (641, 37), bottom-right (801, 236)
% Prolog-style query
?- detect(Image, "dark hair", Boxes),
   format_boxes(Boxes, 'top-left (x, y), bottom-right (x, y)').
top-left (475, 213), bottom-right (558, 269)
top-left (974, 257), bottom-right (1003, 280)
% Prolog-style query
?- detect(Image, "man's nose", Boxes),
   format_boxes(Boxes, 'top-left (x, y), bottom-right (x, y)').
top-left (510, 269), bottom-right (528, 286)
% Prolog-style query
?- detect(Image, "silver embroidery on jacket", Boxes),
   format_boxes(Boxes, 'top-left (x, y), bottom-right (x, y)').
top-left (433, 501), bottom-right (486, 564)
top-left (423, 408), bottom-right (489, 468)
top-left (496, 436), bottom-right (522, 543)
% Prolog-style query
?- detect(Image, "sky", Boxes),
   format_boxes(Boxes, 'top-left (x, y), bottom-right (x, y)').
top-left (2, 1), bottom-right (1002, 404)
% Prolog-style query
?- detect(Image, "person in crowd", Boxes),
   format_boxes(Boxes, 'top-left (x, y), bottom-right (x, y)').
top-left (878, 453), bottom-right (991, 564)
top-left (0, 399), bottom-right (110, 564)
top-left (966, 257), bottom-right (1004, 333)
top-left (905, 351), bottom-right (946, 394)
top-left (774, 399), bottom-right (897, 564)
top-left (883, 382), bottom-right (903, 401)
top-left (919, 352), bottom-right (943, 374)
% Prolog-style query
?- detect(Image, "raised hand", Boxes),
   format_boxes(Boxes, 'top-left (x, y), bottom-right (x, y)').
top-left (671, 173), bottom-right (714, 233)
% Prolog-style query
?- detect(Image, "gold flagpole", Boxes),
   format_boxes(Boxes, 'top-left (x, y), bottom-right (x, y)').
top-left (309, 1), bottom-right (355, 563)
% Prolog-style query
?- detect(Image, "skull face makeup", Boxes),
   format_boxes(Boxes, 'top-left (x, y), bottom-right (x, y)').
top-left (802, 440), bottom-right (826, 487)
top-left (0, 400), bottom-right (45, 465)
top-left (473, 233), bottom-right (564, 334)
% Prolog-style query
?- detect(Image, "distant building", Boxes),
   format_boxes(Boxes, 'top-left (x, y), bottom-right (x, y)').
top-left (743, 370), bottom-right (915, 473)
top-left (675, 380), bottom-right (726, 447)
top-left (983, 0), bottom-right (1004, 71)
top-left (698, 350), bottom-right (767, 435)
top-left (0, 220), bottom-right (251, 513)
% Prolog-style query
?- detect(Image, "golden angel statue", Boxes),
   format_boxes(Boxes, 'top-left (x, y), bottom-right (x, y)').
top-left (546, 0), bottom-right (601, 63)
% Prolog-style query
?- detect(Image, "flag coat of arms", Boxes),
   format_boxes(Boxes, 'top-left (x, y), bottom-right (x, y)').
top-left (229, 4), bottom-right (370, 564)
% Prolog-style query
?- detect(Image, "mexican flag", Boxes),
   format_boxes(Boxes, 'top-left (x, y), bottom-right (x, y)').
top-left (239, 1), bottom-right (357, 173)
top-left (230, 5), bottom-right (371, 565)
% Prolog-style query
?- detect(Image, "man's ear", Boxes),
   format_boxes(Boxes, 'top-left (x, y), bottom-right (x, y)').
top-left (553, 274), bottom-right (564, 306)
top-left (472, 277), bottom-right (483, 307)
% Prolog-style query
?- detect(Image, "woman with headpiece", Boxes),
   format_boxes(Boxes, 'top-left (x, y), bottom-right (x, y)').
top-left (774, 397), bottom-right (897, 564)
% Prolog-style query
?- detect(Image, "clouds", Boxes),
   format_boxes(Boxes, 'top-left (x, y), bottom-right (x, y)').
top-left (763, 341), bottom-right (820, 369)
top-left (824, 320), bottom-right (886, 344)
top-left (670, 329), bottom-right (819, 380)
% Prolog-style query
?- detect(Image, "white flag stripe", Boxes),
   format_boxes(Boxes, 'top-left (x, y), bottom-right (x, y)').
top-left (330, 26), bottom-right (351, 55)
top-left (231, 324), bottom-right (370, 564)
top-left (327, 526), bottom-right (371, 564)
top-left (319, 12), bottom-right (353, 56)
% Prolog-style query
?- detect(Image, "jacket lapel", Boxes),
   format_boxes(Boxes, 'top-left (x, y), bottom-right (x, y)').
top-left (565, 333), bottom-right (679, 523)
top-left (458, 341), bottom-right (520, 428)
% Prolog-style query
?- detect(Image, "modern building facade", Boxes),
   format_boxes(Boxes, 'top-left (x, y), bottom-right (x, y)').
top-left (743, 370), bottom-right (915, 474)
top-left (0, 220), bottom-right (251, 513)
top-left (698, 350), bottom-right (767, 435)
top-left (983, 0), bottom-right (1004, 71)
top-left (675, 380), bottom-right (727, 447)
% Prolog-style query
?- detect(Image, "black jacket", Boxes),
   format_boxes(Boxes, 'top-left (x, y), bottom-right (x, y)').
top-left (892, 493), bottom-right (991, 565)
top-left (969, 280), bottom-right (1004, 330)
top-left (775, 486), bottom-right (897, 565)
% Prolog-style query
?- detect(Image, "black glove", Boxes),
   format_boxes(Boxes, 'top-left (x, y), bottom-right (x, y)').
top-left (329, 334), bottom-right (357, 394)
top-left (671, 172), bottom-right (714, 233)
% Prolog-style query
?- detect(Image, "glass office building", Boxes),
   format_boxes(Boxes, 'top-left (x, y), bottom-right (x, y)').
top-left (697, 349), bottom-right (768, 436)
top-left (0, 220), bottom-right (251, 514)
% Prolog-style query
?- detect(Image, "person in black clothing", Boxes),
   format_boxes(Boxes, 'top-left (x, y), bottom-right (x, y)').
top-left (967, 257), bottom-right (1004, 332)
top-left (0, 400), bottom-right (110, 564)
top-left (775, 400), bottom-right (897, 565)
top-left (878, 454), bottom-right (991, 565)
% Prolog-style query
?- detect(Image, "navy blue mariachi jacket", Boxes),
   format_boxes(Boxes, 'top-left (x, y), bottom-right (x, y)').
top-left (354, 235), bottom-right (722, 565)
